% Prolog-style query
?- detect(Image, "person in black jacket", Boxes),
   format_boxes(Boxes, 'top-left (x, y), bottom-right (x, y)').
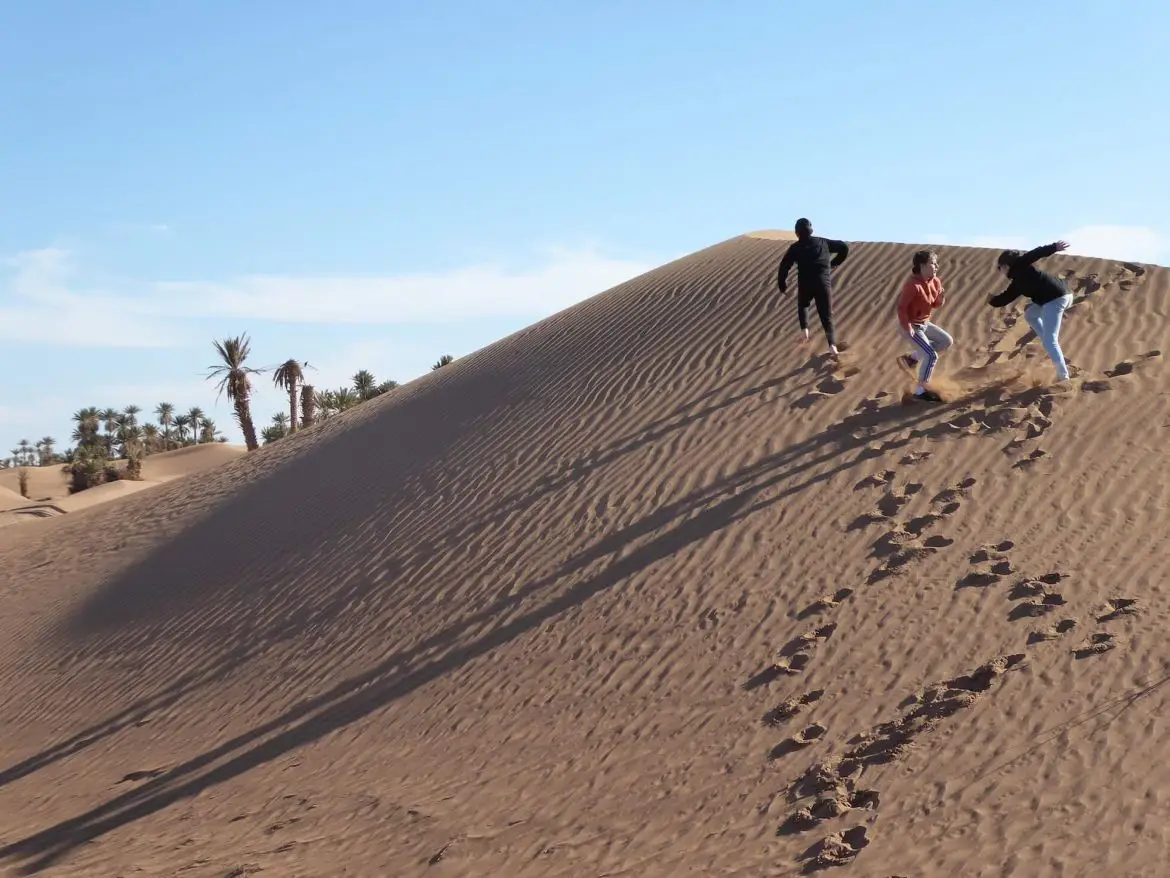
top-left (777, 218), bottom-right (850, 355)
top-left (987, 239), bottom-right (1073, 381)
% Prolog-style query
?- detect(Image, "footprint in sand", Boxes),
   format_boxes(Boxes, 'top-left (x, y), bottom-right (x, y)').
top-left (770, 723), bottom-right (828, 759)
top-left (876, 483), bottom-right (923, 517)
top-left (776, 623), bottom-right (837, 654)
top-left (117, 767), bottom-right (169, 784)
top-left (867, 546), bottom-right (938, 584)
top-left (956, 570), bottom-right (1003, 589)
top-left (899, 450), bottom-right (933, 466)
top-left (1097, 598), bottom-right (1141, 623)
top-left (931, 477), bottom-right (976, 508)
top-left (745, 653), bottom-right (812, 688)
top-left (1008, 591), bottom-right (1067, 621)
top-left (779, 788), bottom-right (879, 835)
top-left (1104, 350), bottom-right (1162, 379)
top-left (747, 625), bottom-right (837, 689)
top-left (854, 470), bottom-right (896, 491)
top-left (1081, 379), bottom-right (1113, 394)
top-left (956, 540), bottom-right (1016, 588)
top-left (969, 541), bottom-right (1015, 565)
top-left (845, 511), bottom-right (891, 532)
top-left (798, 588), bottom-right (854, 619)
top-left (853, 396), bottom-right (883, 414)
top-left (871, 526), bottom-right (916, 559)
top-left (1073, 632), bottom-right (1118, 659)
top-left (816, 376), bottom-right (848, 395)
top-left (771, 626), bottom-right (838, 677)
top-left (800, 826), bottom-right (871, 872)
top-left (1013, 448), bottom-right (1048, 470)
top-left (764, 689), bottom-right (825, 726)
top-left (1028, 618), bottom-right (1077, 645)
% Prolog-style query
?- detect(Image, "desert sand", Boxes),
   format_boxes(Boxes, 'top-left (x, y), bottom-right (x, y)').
top-left (0, 444), bottom-right (247, 526)
top-left (0, 233), bottom-right (1167, 876)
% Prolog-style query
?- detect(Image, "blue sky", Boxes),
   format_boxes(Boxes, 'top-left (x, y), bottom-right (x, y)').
top-left (2, 0), bottom-right (1167, 453)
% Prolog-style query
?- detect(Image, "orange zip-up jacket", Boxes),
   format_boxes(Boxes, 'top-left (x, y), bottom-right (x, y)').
top-left (897, 275), bottom-right (945, 333)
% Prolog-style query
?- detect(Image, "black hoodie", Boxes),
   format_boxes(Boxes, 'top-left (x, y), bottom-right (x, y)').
top-left (988, 242), bottom-right (1069, 308)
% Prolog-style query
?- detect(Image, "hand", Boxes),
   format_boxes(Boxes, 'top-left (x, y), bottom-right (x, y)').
top-left (1053, 240), bottom-right (1070, 252)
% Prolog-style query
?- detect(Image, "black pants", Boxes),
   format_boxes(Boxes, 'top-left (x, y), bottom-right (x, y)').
top-left (797, 286), bottom-right (835, 347)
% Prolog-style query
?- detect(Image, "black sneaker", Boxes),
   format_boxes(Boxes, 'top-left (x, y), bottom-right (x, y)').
top-left (913, 389), bottom-right (944, 403)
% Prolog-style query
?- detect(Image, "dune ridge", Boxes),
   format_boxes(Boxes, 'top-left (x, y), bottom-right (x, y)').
top-left (0, 233), bottom-right (1168, 876)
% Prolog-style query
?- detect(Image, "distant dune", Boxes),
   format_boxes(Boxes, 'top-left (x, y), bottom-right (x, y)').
top-left (0, 484), bottom-right (28, 512)
top-left (0, 234), bottom-right (1166, 876)
top-left (0, 444), bottom-right (247, 528)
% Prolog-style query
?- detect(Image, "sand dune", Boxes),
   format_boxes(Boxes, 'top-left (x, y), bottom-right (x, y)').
top-left (137, 443), bottom-right (248, 482)
top-left (0, 235), bottom-right (1167, 876)
top-left (0, 444), bottom-right (247, 525)
top-left (0, 484), bottom-right (28, 512)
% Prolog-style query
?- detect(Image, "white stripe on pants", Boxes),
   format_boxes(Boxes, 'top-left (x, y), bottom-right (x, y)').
top-left (901, 320), bottom-right (953, 387)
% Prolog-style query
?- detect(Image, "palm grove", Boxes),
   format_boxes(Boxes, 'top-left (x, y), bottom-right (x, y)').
top-left (2, 334), bottom-right (454, 496)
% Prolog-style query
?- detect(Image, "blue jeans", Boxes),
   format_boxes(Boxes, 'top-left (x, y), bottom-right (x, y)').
top-left (1024, 293), bottom-right (1073, 381)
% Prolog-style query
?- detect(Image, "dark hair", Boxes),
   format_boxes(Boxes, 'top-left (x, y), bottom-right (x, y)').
top-left (997, 248), bottom-right (1022, 267)
top-left (794, 217), bottom-right (812, 237)
top-left (911, 249), bottom-right (937, 274)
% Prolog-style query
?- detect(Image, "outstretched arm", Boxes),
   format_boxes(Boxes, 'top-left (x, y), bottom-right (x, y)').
top-left (1017, 240), bottom-right (1069, 266)
top-left (988, 282), bottom-right (1020, 308)
top-left (827, 239), bottom-right (850, 268)
top-left (777, 246), bottom-right (796, 294)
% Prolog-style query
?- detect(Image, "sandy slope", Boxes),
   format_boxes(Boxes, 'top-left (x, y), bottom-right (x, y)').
top-left (0, 484), bottom-right (28, 512)
top-left (0, 234), bottom-right (1167, 877)
top-left (0, 445), bottom-right (247, 524)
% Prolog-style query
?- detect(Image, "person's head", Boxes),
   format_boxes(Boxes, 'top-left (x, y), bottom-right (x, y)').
top-left (996, 249), bottom-right (1021, 275)
top-left (794, 218), bottom-right (813, 239)
top-left (912, 249), bottom-right (939, 279)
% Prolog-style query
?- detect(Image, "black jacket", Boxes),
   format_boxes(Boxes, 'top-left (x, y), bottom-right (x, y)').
top-left (988, 243), bottom-right (1069, 307)
top-left (777, 236), bottom-right (849, 295)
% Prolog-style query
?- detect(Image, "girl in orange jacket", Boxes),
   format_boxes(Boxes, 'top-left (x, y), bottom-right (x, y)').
top-left (896, 249), bottom-right (951, 402)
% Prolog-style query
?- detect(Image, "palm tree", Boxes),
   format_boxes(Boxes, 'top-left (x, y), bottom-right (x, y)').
top-left (72, 407), bottom-right (102, 450)
top-left (432, 354), bottom-right (454, 370)
top-left (273, 359), bottom-right (305, 434)
top-left (207, 334), bottom-right (262, 451)
top-left (260, 413), bottom-right (289, 446)
top-left (313, 388), bottom-right (335, 421)
top-left (199, 419), bottom-right (219, 444)
top-left (122, 424), bottom-right (145, 478)
top-left (16, 439), bottom-right (34, 467)
top-left (333, 387), bottom-right (359, 413)
top-left (155, 402), bottom-right (175, 448)
top-left (142, 423), bottom-right (161, 452)
top-left (100, 408), bottom-right (119, 455)
top-left (174, 414), bottom-right (192, 444)
top-left (37, 436), bottom-right (56, 466)
top-left (123, 405), bottom-right (141, 427)
top-left (352, 369), bottom-right (377, 400)
top-left (188, 406), bottom-right (205, 440)
top-left (271, 411), bottom-right (289, 433)
top-left (376, 379), bottom-right (398, 395)
top-left (300, 383), bottom-right (316, 428)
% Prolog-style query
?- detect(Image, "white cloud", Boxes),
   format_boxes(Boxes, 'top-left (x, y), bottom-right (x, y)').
top-left (142, 245), bottom-right (656, 324)
top-left (0, 248), bottom-right (181, 347)
top-left (924, 225), bottom-right (1169, 265)
top-left (0, 244), bottom-right (659, 347)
